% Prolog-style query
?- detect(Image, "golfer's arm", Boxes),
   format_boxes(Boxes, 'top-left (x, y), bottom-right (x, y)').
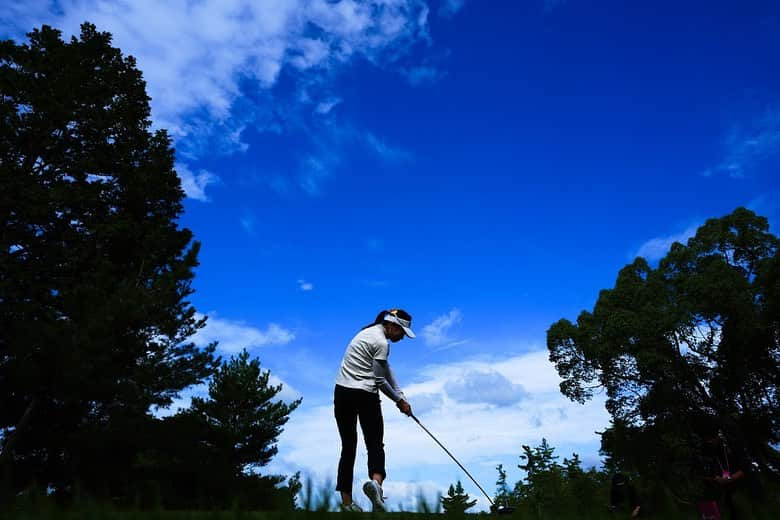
top-left (373, 359), bottom-right (405, 403)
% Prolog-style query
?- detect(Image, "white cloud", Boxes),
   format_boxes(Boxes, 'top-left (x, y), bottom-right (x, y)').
top-left (315, 97), bottom-right (343, 114)
top-left (153, 371), bottom-right (301, 419)
top-left (4, 0), bottom-right (432, 199)
top-left (444, 370), bottom-right (527, 406)
top-left (176, 163), bottom-right (220, 202)
top-left (635, 224), bottom-right (699, 261)
top-left (298, 279), bottom-right (314, 291)
top-left (192, 313), bottom-right (295, 353)
top-left (267, 348), bottom-right (610, 511)
top-left (6, 0), bottom-right (429, 134)
top-left (422, 309), bottom-right (463, 347)
top-left (269, 373), bottom-right (304, 405)
top-left (407, 392), bottom-right (444, 416)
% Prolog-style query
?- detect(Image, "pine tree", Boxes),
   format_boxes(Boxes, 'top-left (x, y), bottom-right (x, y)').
top-left (517, 438), bottom-right (564, 518)
top-left (190, 349), bottom-right (302, 474)
top-left (0, 23), bottom-right (218, 499)
top-left (494, 463), bottom-right (519, 508)
top-left (180, 349), bottom-right (301, 507)
top-left (441, 479), bottom-right (477, 514)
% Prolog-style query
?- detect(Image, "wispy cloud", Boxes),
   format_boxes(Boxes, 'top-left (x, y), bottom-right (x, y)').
top-left (298, 279), bottom-right (314, 292)
top-left (365, 132), bottom-right (412, 161)
top-left (297, 154), bottom-right (336, 197)
top-left (315, 97), bottom-right (343, 115)
top-left (635, 224), bottom-right (699, 261)
top-left (292, 125), bottom-right (409, 196)
top-left (4, 0), bottom-right (432, 199)
top-left (422, 309), bottom-right (463, 347)
top-left (192, 313), bottom-right (295, 353)
top-left (176, 163), bottom-right (220, 202)
top-left (701, 106), bottom-right (780, 179)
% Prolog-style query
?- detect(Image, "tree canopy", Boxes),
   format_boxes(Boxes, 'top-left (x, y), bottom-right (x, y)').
top-left (547, 207), bottom-right (780, 496)
top-left (0, 24), bottom-right (299, 509)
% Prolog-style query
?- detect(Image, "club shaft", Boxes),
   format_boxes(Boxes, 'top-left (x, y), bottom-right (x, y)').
top-left (411, 414), bottom-right (494, 506)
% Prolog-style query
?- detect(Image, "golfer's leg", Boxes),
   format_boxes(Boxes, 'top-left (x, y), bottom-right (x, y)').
top-left (358, 392), bottom-right (386, 484)
top-left (334, 386), bottom-right (359, 495)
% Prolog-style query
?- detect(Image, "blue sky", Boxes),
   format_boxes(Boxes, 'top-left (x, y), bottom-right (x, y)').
top-left (3, 0), bottom-right (780, 512)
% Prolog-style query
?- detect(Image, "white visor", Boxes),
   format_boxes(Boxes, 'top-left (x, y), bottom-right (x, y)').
top-left (384, 314), bottom-right (416, 338)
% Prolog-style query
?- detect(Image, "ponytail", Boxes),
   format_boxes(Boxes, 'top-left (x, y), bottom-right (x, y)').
top-left (362, 310), bottom-right (389, 330)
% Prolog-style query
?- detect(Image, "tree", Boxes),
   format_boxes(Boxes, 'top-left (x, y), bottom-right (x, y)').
top-left (516, 438), bottom-right (564, 518)
top-left (494, 463), bottom-right (519, 508)
top-left (190, 349), bottom-right (302, 476)
top-left (139, 350), bottom-right (302, 508)
top-left (441, 479), bottom-right (477, 514)
top-left (0, 24), bottom-right (218, 498)
top-left (547, 208), bottom-right (780, 495)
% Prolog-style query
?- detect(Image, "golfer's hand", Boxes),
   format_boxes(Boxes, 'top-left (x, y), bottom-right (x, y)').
top-left (397, 399), bottom-right (412, 416)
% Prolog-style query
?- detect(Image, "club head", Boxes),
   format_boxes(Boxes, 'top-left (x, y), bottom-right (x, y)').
top-left (491, 505), bottom-right (516, 515)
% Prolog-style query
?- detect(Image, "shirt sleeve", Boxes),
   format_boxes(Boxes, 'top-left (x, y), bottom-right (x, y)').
top-left (373, 359), bottom-right (405, 403)
top-left (373, 337), bottom-right (389, 361)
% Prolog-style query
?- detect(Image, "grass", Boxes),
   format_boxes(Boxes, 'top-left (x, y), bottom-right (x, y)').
top-left (3, 479), bottom-right (778, 520)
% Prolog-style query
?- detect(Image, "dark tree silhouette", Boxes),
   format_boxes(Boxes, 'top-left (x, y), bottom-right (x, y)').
top-left (547, 207), bottom-right (780, 497)
top-left (441, 479), bottom-right (477, 514)
top-left (0, 23), bottom-right (218, 499)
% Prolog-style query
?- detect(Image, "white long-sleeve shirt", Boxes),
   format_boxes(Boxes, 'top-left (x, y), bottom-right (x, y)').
top-left (335, 324), bottom-right (406, 402)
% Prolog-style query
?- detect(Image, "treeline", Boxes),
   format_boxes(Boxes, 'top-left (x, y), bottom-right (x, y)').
top-left (447, 207), bottom-right (780, 518)
top-left (1, 24), bottom-right (300, 509)
top-left (544, 207), bottom-right (780, 516)
top-left (442, 435), bottom-right (776, 518)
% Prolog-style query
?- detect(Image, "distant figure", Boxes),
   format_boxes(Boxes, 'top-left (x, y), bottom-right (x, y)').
top-left (609, 473), bottom-right (641, 518)
top-left (698, 430), bottom-right (749, 520)
top-left (333, 309), bottom-right (415, 513)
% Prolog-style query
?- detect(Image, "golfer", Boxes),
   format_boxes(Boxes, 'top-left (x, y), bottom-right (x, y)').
top-left (334, 309), bottom-right (415, 512)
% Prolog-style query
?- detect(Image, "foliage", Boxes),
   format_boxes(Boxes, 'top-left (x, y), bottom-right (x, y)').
top-left (0, 24), bottom-right (300, 510)
top-left (494, 464), bottom-right (517, 509)
top-left (496, 439), bottom-right (607, 519)
top-left (547, 207), bottom-right (780, 498)
top-left (0, 22), bottom-right (219, 500)
top-left (440, 480), bottom-right (477, 514)
top-left (134, 350), bottom-right (302, 509)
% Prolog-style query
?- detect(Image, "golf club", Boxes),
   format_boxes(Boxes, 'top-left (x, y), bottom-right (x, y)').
top-left (409, 414), bottom-right (515, 515)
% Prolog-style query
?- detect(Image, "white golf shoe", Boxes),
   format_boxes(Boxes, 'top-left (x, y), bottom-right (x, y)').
top-left (362, 480), bottom-right (386, 512)
top-left (340, 502), bottom-right (364, 513)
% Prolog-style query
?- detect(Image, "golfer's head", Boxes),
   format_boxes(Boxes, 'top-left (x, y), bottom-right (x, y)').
top-left (383, 309), bottom-right (415, 342)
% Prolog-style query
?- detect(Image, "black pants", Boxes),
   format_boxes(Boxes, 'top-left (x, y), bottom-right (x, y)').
top-left (334, 384), bottom-right (386, 492)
